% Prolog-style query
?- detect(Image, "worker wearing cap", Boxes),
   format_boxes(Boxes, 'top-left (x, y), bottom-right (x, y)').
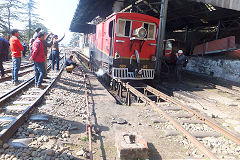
top-left (175, 50), bottom-right (187, 82)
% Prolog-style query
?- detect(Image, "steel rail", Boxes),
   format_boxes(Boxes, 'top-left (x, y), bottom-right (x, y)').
top-left (145, 85), bottom-right (240, 146)
top-left (0, 63), bottom-right (64, 143)
top-left (232, 86), bottom-right (240, 92)
top-left (4, 63), bottom-right (34, 73)
top-left (0, 69), bottom-right (34, 82)
top-left (0, 56), bottom-right (64, 105)
top-left (215, 85), bottom-right (240, 97)
top-left (124, 83), bottom-right (217, 159)
top-left (0, 77), bottom-right (34, 107)
top-left (84, 74), bottom-right (93, 160)
top-left (0, 63), bottom-right (53, 106)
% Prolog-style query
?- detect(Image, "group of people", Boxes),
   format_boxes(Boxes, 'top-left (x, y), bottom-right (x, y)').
top-left (29, 28), bottom-right (65, 88)
top-left (0, 27), bottom-right (66, 88)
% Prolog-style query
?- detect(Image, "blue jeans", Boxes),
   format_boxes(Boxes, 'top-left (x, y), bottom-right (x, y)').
top-left (34, 62), bottom-right (45, 85)
top-left (12, 58), bottom-right (21, 82)
top-left (52, 50), bottom-right (59, 70)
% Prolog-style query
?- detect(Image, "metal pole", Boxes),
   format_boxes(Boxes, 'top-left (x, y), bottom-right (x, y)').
top-left (216, 20), bottom-right (221, 40)
top-left (184, 26), bottom-right (189, 43)
top-left (155, 0), bottom-right (169, 79)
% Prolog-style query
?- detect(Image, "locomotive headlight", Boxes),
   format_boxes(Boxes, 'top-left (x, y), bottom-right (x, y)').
top-left (133, 27), bottom-right (147, 38)
top-left (115, 51), bottom-right (120, 59)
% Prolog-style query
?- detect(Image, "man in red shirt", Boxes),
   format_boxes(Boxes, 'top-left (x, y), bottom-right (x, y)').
top-left (30, 32), bottom-right (46, 88)
top-left (10, 29), bottom-right (24, 85)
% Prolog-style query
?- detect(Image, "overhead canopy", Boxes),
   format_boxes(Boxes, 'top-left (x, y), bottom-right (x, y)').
top-left (70, 0), bottom-right (240, 33)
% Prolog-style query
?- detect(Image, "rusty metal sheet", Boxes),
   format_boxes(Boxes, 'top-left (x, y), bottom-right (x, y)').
top-left (193, 36), bottom-right (236, 55)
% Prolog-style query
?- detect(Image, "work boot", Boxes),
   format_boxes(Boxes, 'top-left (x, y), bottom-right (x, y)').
top-left (14, 81), bottom-right (21, 86)
top-left (1, 74), bottom-right (7, 78)
top-left (37, 84), bottom-right (45, 89)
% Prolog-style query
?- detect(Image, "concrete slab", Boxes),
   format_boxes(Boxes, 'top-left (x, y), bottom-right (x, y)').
top-left (160, 106), bottom-right (182, 111)
top-left (0, 117), bottom-right (15, 122)
top-left (191, 131), bottom-right (221, 138)
top-left (164, 129), bottom-right (179, 136)
top-left (8, 138), bottom-right (32, 148)
top-left (179, 119), bottom-right (204, 124)
top-left (21, 95), bottom-right (38, 98)
top-left (4, 105), bottom-right (28, 111)
top-left (171, 113), bottom-right (194, 118)
top-left (30, 114), bottom-right (50, 121)
top-left (12, 101), bottom-right (33, 105)
top-left (115, 132), bottom-right (149, 159)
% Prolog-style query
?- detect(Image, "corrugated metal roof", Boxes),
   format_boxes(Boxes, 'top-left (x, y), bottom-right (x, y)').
top-left (191, 0), bottom-right (240, 11)
top-left (70, 0), bottom-right (240, 33)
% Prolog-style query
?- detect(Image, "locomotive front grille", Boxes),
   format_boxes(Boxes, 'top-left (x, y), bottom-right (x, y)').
top-left (112, 68), bottom-right (155, 79)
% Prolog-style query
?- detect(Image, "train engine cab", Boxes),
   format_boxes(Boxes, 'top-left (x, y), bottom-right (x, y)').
top-left (89, 13), bottom-right (160, 80)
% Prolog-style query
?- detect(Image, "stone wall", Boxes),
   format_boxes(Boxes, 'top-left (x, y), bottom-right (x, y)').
top-left (185, 56), bottom-right (240, 82)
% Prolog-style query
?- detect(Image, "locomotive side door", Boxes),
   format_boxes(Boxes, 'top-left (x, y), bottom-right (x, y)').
top-left (103, 19), bottom-right (115, 71)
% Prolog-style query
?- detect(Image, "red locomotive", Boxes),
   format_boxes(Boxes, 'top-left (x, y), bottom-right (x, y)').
top-left (89, 12), bottom-right (173, 80)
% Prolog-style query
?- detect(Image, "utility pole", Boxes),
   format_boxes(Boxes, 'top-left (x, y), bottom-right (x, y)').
top-left (155, 0), bottom-right (168, 79)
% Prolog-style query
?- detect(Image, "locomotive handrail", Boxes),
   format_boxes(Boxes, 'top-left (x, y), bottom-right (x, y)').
top-left (130, 49), bottom-right (140, 64)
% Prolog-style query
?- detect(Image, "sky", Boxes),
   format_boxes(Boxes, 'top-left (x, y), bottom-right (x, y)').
top-left (35, 0), bottom-right (79, 45)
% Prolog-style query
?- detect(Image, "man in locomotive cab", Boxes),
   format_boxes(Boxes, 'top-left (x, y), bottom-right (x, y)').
top-left (175, 50), bottom-right (188, 82)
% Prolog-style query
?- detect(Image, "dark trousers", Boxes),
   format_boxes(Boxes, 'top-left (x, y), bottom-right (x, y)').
top-left (34, 62), bottom-right (45, 85)
top-left (0, 57), bottom-right (4, 76)
top-left (51, 50), bottom-right (59, 70)
top-left (175, 65), bottom-right (183, 82)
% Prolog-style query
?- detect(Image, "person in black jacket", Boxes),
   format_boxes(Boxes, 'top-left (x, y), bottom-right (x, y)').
top-left (65, 55), bottom-right (77, 73)
top-left (175, 50), bottom-right (188, 82)
top-left (0, 35), bottom-right (10, 78)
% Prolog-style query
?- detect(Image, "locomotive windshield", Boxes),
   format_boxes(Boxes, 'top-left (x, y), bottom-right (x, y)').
top-left (117, 18), bottom-right (156, 40)
top-left (117, 19), bottom-right (132, 37)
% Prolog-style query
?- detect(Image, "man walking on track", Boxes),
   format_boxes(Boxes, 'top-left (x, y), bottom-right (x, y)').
top-left (30, 32), bottom-right (46, 89)
top-left (10, 29), bottom-right (24, 85)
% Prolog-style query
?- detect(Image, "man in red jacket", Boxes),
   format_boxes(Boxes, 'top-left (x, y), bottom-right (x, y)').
top-left (30, 32), bottom-right (46, 88)
top-left (10, 29), bottom-right (24, 85)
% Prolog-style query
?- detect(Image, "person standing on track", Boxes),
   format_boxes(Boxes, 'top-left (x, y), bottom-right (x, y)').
top-left (51, 34), bottom-right (65, 71)
top-left (29, 28), bottom-right (41, 55)
top-left (175, 50), bottom-right (188, 82)
top-left (0, 34), bottom-right (9, 78)
top-left (30, 32), bottom-right (45, 88)
top-left (2, 35), bottom-right (9, 61)
top-left (10, 29), bottom-right (24, 85)
top-left (39, 31), bottom-right (53, 77)
top-left (22, 41), bottom-right (27, 57)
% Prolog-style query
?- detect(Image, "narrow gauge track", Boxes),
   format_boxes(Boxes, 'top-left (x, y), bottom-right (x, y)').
top-left (0, 62), bottom-right (34, 82)
top-left (183, 71), bottom-right (240, 99)
top-left (74, 50), bottom-right (239, 159)
top-left (0, 59), bottom-right (65, 144)
top-left (111, 80), bottom-right (240, 159)
top-left (4, 62), bottom-right (34, 73)
top-left (74, 52), bottom-right (93, 160)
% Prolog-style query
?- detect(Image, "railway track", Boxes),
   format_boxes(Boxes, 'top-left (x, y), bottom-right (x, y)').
top-left (110, 80), bottom-right (240, 159)
top-left (0, 62), bottom-right (35, 82)
top-left (74, 50), bottom-right (240, 159)
top-left (0, 59), bottom-right (65, 144)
